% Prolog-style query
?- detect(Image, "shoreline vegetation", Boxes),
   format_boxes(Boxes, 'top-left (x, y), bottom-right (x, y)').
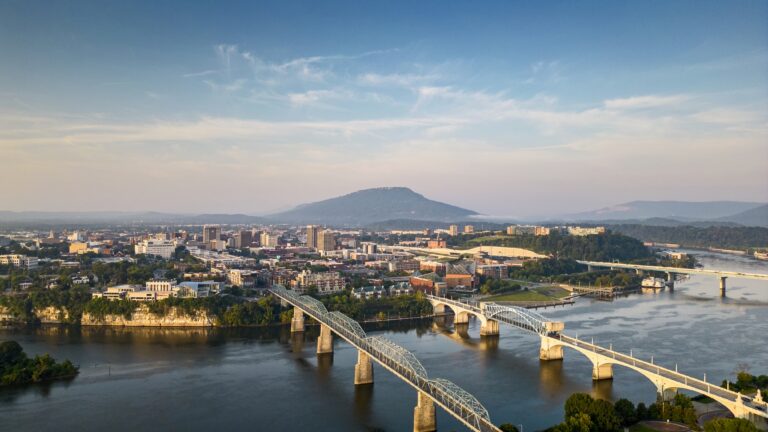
top-left (1, 292), bottom-right (435, 328)
top-left (0, 341), bottom-right (78, 387)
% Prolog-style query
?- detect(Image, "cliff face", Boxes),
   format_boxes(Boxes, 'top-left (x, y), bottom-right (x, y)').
top-left (0, 306), bottom-right (15, 322)
top-left (34, 306), bottom-right (68, 324)
top-left (81, 305), bottom-right (215, 327)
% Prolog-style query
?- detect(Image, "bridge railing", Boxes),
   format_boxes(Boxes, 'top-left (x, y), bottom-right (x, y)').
top-left (557, 334), bottom-right (766, 411)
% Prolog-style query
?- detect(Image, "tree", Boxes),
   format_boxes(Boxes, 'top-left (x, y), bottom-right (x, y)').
top-left (555, 413), bottom-right (593, 432)
top-left (564, 393), bottom-right (595, 419)
top-left (613, 398), bottom-right (637, 426)
top-left (704, 418), bottom-right (759, 432)
top-left (499, 424), bottom-right (519, 432)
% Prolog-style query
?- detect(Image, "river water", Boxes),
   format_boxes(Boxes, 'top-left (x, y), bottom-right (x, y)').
top-left (1, 251), bottom-right (767, 431)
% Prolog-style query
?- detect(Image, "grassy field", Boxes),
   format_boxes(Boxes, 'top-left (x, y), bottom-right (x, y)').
top-left (483, 286), bottom-right (570, 302)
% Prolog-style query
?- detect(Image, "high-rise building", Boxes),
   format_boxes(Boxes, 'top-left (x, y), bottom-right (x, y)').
top-left (448, 225), bottom-right (459, 236)
top-left (202, 225), bottom-right (222, 245)
top-left (306, 225), bottom-right (318, 249)
top-left (463, 225), bottom-right (474, 234)
top-left (260, 232), bottom-right (278, 247)
top-left (317, 230), bottom-right (336, 252)
top-left (233, 230), bottom-right (253, 248)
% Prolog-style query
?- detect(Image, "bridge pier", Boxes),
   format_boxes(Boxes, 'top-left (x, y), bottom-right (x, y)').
top-left (317, 324), bottom-right (333, 354)
top-left (657, 385), bottom-right (677, 401)
top-left (720, 276), bottom-right (727, 297)
top-left (636, 269), bottom-right (644, 276)
top-left (539, 337), bottom-right (564, 361)
top-left (454, 311), bottom-right (469, 324)
top-left (592, 362), bottom-right (613, 380)
top-left (666, 272), bottom-right (675, 290)
top-left (354, 350), bottom-right (374, 385)
top-left (291, 309), bottom-right (305, 333)
top-left (480, 319), bottom-right (500, 336)
top-left (413, 391), bottom-right (437, 432)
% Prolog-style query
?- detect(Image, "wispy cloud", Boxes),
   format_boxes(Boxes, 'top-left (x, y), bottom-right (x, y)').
top-left (604, 94), bottom-right (688, 109)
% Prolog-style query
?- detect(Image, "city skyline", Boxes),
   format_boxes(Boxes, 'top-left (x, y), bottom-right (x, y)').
top-left (1, 1), bottom-right (767, 218)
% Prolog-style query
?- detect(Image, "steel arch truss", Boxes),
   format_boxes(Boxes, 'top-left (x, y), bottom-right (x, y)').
top-left (326, 311), bottom-right (367, 341)
top-left (429, 378), bottom-right (492, 429)
top-left (296, 295), bottom-right (329, 318)
top-left (483, 302), bottom-right (549, 335)
top-left (366, 336), bottom-right (429, 380)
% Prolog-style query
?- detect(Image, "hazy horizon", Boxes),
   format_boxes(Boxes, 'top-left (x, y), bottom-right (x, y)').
top-left (2, 1), bottom-right (767, 218)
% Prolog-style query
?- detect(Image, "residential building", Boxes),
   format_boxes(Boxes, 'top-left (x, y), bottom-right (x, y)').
top-left (427, 239), bottom-right (447, 249)
top-left (409, 272), bottom-right (447, 296)
top-left (293, 270), bottom-right (345, 295)
top-left (534, 226), bottom-right (551, 236)
top-left (388, 259), bottom-right (420, 273)
top-left (228, 269), bottom-right (257, 288)
top-left (317, 230), bottom-right (336, 252)
top-left (134, 239), bottom-right (176, 259)
top-left (448, 225), bottom-right (459, 236)
top-left (476, 264), bottom-right (509, 280)
top-left (464, 225), bottom-right (474, 234)
top-left (388, 282), bottom-right (414, 296)
top-left (352, 285), bottom-right (386, 300)
top-left (566, 226), bottom-right (606, 236)
top-left (507, 225), bottom-right (536, 235)
top-left (419, 260), bottom-right (446, 275)
top-left (0, 254), bottom-right (39, 269)
top-left (445, 261), bottom-right (475, 288)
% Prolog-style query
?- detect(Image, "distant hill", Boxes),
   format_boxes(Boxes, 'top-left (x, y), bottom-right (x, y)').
top-left (268, 187), bottom-right (478, 226)
top-left (566, 201), bottom-right (764, 221)
top-left (717, 204), bottom-right (768, 228)
top-left (0, 211), bottom-right (264, 225)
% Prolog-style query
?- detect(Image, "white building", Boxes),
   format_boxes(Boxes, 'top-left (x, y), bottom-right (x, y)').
top-left (0, 254), bottom-right (39, 269)
top-left (135, 239), bottom-right (176, 259)
top-left (566, 226), bottom-right (606, 236)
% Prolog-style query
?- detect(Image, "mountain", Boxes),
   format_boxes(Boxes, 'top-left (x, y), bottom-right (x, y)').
top-left (268, 187), bottom-right (478, 226)
top-left (566, 201), bottom-right (764, 222)
top-left (717, 204), bottom-right (768, 227)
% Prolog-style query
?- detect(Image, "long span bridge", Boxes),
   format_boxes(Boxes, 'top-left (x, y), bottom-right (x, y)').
top-left (426, 294), bottom-right (768, 422)
top-left (269, 286), bottom-right (501, 432)
top-left (577, 260), bottom-right (768, 296)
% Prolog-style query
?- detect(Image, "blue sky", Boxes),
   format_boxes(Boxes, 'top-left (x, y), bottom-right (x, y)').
top-left (1, 1), bottom-right (766, 217)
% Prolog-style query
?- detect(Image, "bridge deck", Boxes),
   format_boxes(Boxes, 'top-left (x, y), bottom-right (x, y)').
top-left (577, 260), bottom-right (768, 281)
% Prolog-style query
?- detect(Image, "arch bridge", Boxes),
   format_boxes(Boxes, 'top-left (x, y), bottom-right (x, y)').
top-left (270, 286), bottom-right (502, 432)
top-left (426, 294), bottom-right (768, 421)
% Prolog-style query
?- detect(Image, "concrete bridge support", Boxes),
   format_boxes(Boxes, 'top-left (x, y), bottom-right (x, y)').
top-left (291, 309), bottom-right (305, 333)
top-left (480, 319), bottom-right (500, 337)
top-left (413, 391), bottom-right (437, 432)
top-left (539, 337), bottom-right (564, 361)
top-left (592, 362), bottom-right (614, 380)
top-left (636, 269), bottom-right (644, 276)
top-left (354, 350), bottom-right (374, 385)
top-left (454, 311), bottom-right (470, 324)
top-left (666, 272), bottom-right (675, 290)
top-left (317, 324), bottom-right (333, 354)
top-left (720, 276), bottom-right (727, 297)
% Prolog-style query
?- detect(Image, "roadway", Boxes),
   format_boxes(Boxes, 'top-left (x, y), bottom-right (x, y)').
top-left (577, 260), bottom-right (768, 281)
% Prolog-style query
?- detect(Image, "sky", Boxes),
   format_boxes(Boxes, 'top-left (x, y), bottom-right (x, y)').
top-left (1, 0), bottom-right (767, 218)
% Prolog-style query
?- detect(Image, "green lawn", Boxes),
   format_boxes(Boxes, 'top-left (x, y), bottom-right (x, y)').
top-left (483, 286), bottom-right (570, 302)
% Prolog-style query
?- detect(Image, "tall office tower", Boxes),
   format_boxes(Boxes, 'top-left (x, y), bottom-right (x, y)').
top-left (317, 229), bottom-right (336, 252)
top-left (233, 230), bottom-right (253, 248)
top-left (202, 225), bottom-right (222, 245)
top-left (448, 225), bottom-right (459, 236)
top-left (306, 225), bottom-right (318, 249)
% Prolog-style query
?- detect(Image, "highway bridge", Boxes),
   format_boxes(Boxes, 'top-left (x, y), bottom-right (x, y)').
top-left (269, 287), bottom-right (501, 432)
top-left (426, 295), bottom-right (768, 422)
top-left (577, 260), bottom-right (768, 296)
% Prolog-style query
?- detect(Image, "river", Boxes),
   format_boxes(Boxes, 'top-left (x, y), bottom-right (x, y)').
top-left (1, 251), bottom-right (767, 431)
